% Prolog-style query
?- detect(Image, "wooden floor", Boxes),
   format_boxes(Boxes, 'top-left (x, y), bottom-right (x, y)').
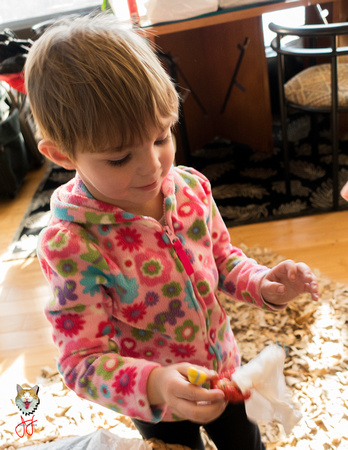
top-left (1, 163), bottom-right (348, 384)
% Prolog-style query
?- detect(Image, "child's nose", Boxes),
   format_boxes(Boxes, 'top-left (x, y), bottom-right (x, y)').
top-left (139, 146), bottom-right (161, 174)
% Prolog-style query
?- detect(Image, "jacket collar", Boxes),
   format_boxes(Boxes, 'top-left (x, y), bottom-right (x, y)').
top-left (50, 167), bottom-right (176, 226)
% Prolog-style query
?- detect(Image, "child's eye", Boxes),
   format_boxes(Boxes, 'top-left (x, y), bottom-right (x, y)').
top-left (155, 135), bottom-right (170, 146)
top-left (106, 154), bottom-right (131, 167)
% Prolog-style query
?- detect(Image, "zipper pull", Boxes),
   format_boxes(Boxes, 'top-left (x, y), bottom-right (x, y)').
top-left (164, 226), bottom-right (194, 276)
top-left (173, 239), bottom-right (194, 276)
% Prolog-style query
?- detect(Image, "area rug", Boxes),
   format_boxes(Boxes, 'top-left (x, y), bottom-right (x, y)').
top-left (4, 113), bottom-right (348, 261)
top-left (195, 114), bottom-right (348, 227)
top-left (0, 246), bottom-right (347, 449)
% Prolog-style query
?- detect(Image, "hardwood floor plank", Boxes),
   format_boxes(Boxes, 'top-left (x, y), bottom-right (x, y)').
top-left (230, 211), bottom-right (348, 284)
top-left (0, 346), bottom-right (58, 383)
top-left (0, 327), bottom-right (54, 351)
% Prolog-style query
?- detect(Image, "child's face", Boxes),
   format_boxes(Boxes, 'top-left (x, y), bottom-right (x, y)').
top-left (71, 119), bottom-right (175, 216)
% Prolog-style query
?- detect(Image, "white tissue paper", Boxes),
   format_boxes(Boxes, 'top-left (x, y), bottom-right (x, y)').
top-left (231, 344), bottom-right (302, 435)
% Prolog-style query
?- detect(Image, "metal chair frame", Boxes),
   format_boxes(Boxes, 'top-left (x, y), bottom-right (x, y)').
top-left (269, 21), bottom-right (348, 209)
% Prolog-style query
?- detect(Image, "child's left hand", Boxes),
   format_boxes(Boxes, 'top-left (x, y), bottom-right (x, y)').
top-left (260, 260), bottom-right (319, 307)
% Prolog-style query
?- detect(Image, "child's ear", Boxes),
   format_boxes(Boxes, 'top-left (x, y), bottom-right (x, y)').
top-left (38, 140), bottom-right (76, 171)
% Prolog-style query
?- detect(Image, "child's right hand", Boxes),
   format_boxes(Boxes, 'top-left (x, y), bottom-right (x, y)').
top-left (147, 363), bottom-right (227, 423)
top-left (341, 181), bottom-right (348, 201)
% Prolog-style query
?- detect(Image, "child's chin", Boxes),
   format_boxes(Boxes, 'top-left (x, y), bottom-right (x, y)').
top-left (341, 182), bottom-right (348, 201)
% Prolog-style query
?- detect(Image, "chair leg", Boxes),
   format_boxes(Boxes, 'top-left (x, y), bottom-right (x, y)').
top-left (283, 123), bottom-right (291, 197)
top-left (276, 47), bottom-right (291, 197)
top-left (280, 113), bottom-right (291, 197)
top-left (310, 114), bottom-right (319, 162)
top-left (332, 118), bottom-right (339, 210)
top-left (331, 56), bottom-right (339, 211)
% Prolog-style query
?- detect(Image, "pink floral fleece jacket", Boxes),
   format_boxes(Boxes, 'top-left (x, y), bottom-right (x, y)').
top-left (38, 165), bottom-right (271, 423)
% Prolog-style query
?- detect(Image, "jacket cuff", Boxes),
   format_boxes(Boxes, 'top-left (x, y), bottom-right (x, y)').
top-left (137, 364), bottom-right (168, 423)
top-left (262, 297), bottom-right (288, 311)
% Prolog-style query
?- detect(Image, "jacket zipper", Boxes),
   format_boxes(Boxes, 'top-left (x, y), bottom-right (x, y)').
top-left (163, 225), bottom-right (194, 276)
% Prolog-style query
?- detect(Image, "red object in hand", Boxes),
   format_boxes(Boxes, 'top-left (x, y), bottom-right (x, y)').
top-left (211, 369), bottom-right (251, 403)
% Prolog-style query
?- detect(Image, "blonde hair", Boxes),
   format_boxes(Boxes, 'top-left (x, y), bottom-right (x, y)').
top-left (25, 13), bottom-right (179, 158)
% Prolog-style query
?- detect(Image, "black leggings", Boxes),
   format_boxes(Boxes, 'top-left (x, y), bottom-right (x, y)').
top-left (132, 402), bottom-right (265, 450)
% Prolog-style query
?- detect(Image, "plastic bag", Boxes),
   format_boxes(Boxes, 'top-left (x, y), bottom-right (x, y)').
top-left (33, 428), bottom-right (150, 449)
top-left (145, 0), bottom-right (218, 25)
top-left (231, 345), bottom-right (302, 435)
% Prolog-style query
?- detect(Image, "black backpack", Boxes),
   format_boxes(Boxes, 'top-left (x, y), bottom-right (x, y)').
top-left (0, 108), bottom-right (29, 197)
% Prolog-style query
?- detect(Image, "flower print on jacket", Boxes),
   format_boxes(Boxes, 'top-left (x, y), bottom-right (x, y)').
top-left (114, 274), bottom-right (139, 304)
top-left (121, 302), bottom-right (147, 324)
top-left (144, 291), bottom-right (159, 307)
top-left (55, 313), bottom-right (85, 337)
top-left (96, 319), bottom-right (116, 338)
top-left (43, 228), bottom-right (80, 259)
top-left (38, 165), bottom-right (270, 423)
top-left (96, 355), bottom-right (124, 381)
top-left (112, 367), bottom-right (137, 396)
top-left (54, 279), bottom-right (78, 306)
top-left (115, 227), bottom-right (143, 252)
top-left (174, 319), bottom-right (199, 342)
top-left (135, 249), bottom-right (173, 287)
top-left (169, 342), bottom-right (196, 359)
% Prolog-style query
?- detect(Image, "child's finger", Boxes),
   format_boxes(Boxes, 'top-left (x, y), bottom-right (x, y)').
top-left (304, 281), bottom-right (319, 301)
top-left (262, 279), bottom-right (287, 299)
top-left (295, 262), bottom-right (316, 280)
top-left (275, 260), bottom-right (297, 281)
top-left (341, 181), bottom-right (348, 201)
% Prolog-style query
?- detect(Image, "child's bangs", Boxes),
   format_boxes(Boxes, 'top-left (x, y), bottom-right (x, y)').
top-left (86, 85), bottom-right (178, 153)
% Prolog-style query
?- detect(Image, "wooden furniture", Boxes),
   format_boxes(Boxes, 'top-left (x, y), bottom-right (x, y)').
top-left (143, 0), bottom-right (344, 163)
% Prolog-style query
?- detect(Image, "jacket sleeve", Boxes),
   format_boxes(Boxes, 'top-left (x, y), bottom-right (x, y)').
top-left (211, 199), bottom-right (271, 308)
top-left (37, 223), bottom-right (166, 422)
top-left (185, 167), bottom-right (271, 309)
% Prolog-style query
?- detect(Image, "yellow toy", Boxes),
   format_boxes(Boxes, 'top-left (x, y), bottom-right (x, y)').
top-left (188, 366), bottom-right (250, 403)
top-left (187, 367), bottom-right (208, 385)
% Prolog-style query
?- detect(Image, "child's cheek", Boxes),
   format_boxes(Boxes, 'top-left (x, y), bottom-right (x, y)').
top-left (341, 182), bottom-right (348, 201)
